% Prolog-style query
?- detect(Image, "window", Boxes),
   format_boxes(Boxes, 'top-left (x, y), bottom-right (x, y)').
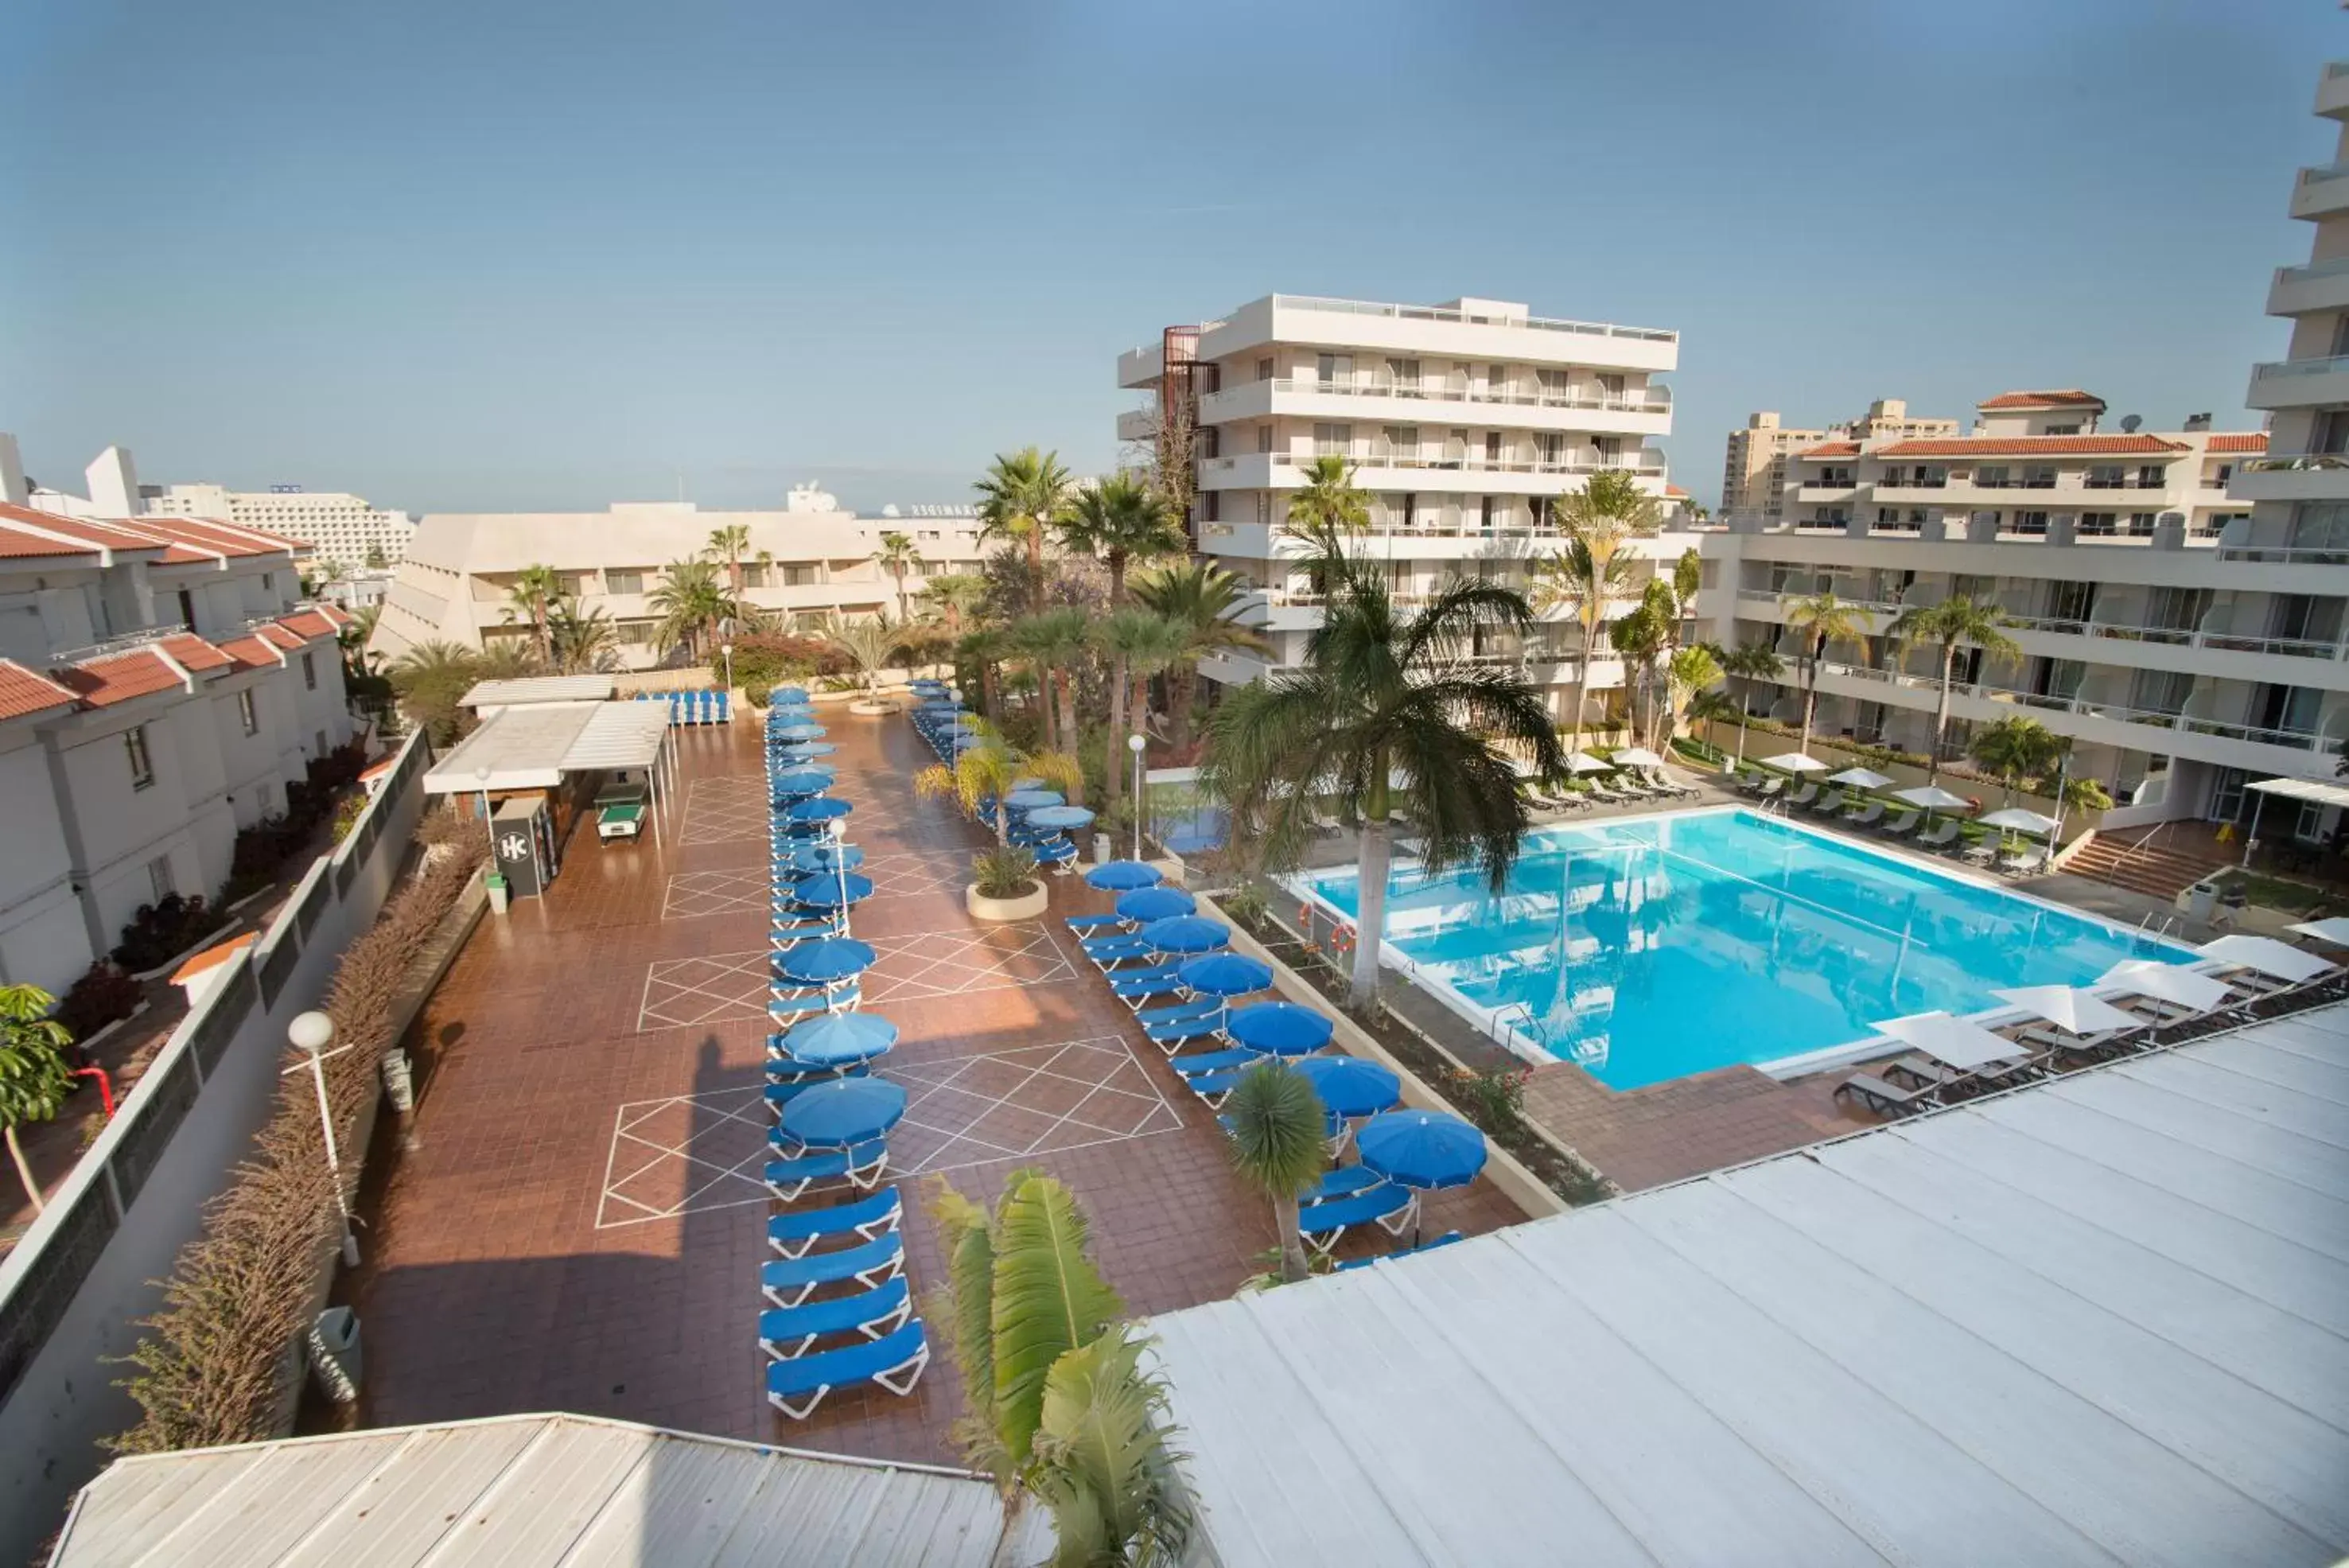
top-left (316, 728), bottom-right (329, 758)
top-left (301, 651), bottom-right (317, 690)
top-left (1386, 357), bottom-right (1421, 393)
top-left (237, 687), bottom-right (259, 735)
top-left (2009, 511), bottom-right (2050, 536)
top-left (1480, 496), bottom-right (1498, 531)
top-left (607, 570), bottom-right (644, 595)
top-left (261, 572), bottom-right (274, 591)
top-left (1312, 423), bottom-right (1352, 457)
top-left (1314, 352), bottom-right (1353, 387)
top-left (1535, 433), bottom-right (1565, 469)
top-left (2020, 465), bottom-right (2057, 489)
top-left (1256, 423), bottom-right (1274, 454)
top-left (740, 563), bottom-right (767, 588)
top-left (126, 725), bottom-right (154, 790)
top-left (1976, 465), bottom-right (2011, 488)
top-left (2136, 465), bottom-right (2164, 488)
top-left (1484, 432), bottom-right (1503, 464)
top-left (1255, 356), bottom-right (1274, 382)
top-left (147, 855), bottom-right (174, 905)
top-left (1487, 364), bottom-right (1509, 398)
top-left (1383, 426), bottom-right (1418, 462)
top-left (2085, 465), bottom-right (2124, 490)
top-left (2044, 422), bottom-right (2082, 436)
top-left (2126, 512), bottom-right (2157, 536)
top-left (1254, 492), bottom-right (1271, 526)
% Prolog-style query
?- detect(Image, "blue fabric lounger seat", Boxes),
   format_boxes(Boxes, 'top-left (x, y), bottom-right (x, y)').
top-left (1298, 1181), bottom-right (1418, 1259)
top-left (1064, 912), bottom-right (1125, 935)
top-left (1336, 1231), bottom-right (1465, 1271)
top-left (758, 1229), bottom-right (905, 1308)
top-left (1169, 1046), bottom-right (1256, 1080)
top-left (1310, 1165), bottom-right (1385, 1203)
top-left (1081, 935), bottom-right (1153, 967)
top-left (765, 1318), bottom-right (931, 1420)
top-left (1145, 1014), bottom-right (1225, 1051)
top-left (768, 986), bottom-right (858, 1023)
top-left (757, 1274), bottom-right (912, 1360)
top-left (1107, 964), bottom-right (1184, 1002)
top-left (1178, 1069), bottom-right (1246, 1108)
top-left (764, 1138), bottom-right (889, 1202)
top-left (1135, 998), bottom-right (1223, 1029)
top-left (762, 1067), bottom-right (869, 1107)
top-left (767, 1185), bottom-right (902, 1259)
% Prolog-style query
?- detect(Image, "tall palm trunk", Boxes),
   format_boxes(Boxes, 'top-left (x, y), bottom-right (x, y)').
top-left (1105, 663), bottom-right (1127, 817)
top-left (1272, 1191), bottom-right (1309, 1284)
top-left (1351, 760), bottom-right (1390, 1011)
top-left (1929, 640), bottom-right (1958, 783)
top-left (1055, 671), bottom-right (1077, 758)
top-left (1025, 532), bottom-right (1044, 609)
top-left (1170, 665), bottom-right (1198, 751)
top-left (1033, 664), bottom-right (1056, 749)
top-left (1798, 635), bottom-right (1822, 753)
top-left (978, 660), bottom-right (999, 722)
top-left (7, 1126), bottom-right (41, 1215)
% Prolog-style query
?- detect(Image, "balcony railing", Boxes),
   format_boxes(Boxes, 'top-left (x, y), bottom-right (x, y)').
top-left (2251, 353), bottom-right (2349, 380)
top-left (2298, 160), bottom-right (2349, 187)
top-left (51, 624), bottom-right (191, 666)
top-left (1271, 452), bottom-right (1668, 478)
top-left (1243, 378), bottom-right (1672, 414)
top-left (2273, 255), bottom-right (2349, 289)
top-left (1271, 294), bottom-right (1678, 344)
top-left (1813, 659), bottom-right (2340, 752)
top-left (1741, 589), bottom-right (2346, 660)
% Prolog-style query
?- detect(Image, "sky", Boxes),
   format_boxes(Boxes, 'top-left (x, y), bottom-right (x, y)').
top-left (0, 0), bottom-right (2336, 516)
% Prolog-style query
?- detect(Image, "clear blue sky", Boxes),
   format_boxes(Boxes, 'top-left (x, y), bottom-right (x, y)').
top-left (0, 0), bottom-right (2334, 514)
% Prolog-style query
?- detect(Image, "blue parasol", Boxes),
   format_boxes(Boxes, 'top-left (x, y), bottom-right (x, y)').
top-left (1225, 1002), bottom-right (1335, 1057)
top-left (779, 1010), bottom-right (898, 1068)
top-left (774, 722), bottom-right (826, 741)
top-left (778, 937), bottom-right (878, 985)
top-left (776, 842), bottom-right (865, 873)
top-left (789, 872), bottom-right (876, 909)
top-left (768, 768), bottom-right (834, 795)
top-left (1025, 805), bottom-right (1095, 831)
top-left (777, 1076), bottom-right (908, 1149)
top-left (787, 796), bottom-right (854, 823)
top-left (1143, 916), bottom-right (1231, 955)
top-left (1003, 788), bottom-right (1064, 811)
top-left (1292, 1055), bottom-right (1401, 1119)
top-left (1085, 859), bottom-right (1161, 891)
top-left (1116, 886), bottom-right (1196, 924)
top-left (1176, 951), bottom-right (1268, 996)
top-left (1357, 1110), bottom-right (1488, 1191)
top-left (774, 741), bottom-right (837, 760)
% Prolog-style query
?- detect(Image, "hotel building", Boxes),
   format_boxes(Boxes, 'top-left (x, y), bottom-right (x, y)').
top-left (1115, 293), bottom-right (1690, 726)
top-left (147, 484), bottom-right (418, 570)
top-left (1722, 400), bottom-right (1961, 519)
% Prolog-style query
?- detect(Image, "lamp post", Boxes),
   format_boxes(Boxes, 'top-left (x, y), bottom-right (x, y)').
top-left (473, 763), bottom-right (491, 834)
top-left (721, 640), bottom-right (734, 698)
top-left (286, 1010), bottom-right (360, 1267)
top-left (1127, 733), bottom-right (1147, 861)
top-left (830, 817), bottom-right (851, 934)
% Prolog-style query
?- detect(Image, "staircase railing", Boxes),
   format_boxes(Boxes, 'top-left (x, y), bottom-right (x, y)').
top-left (2103, 820), bottom-right (2174, 873)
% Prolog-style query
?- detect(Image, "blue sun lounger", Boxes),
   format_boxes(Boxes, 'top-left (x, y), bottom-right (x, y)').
top-left (1065, 912), bottom-right (1125, 936)
top-left (1171, 1047), bottom-right (1258, 1080)
top-left (768, 985), bottom-right (858, 1024)
top-left (758, 1274), bottom-right (913, 1360)
top-left (1177, 1068), bottom-right (1246, 1107)
top-left (759, 1229), bottom-right (905, 1308)
top-left (1082, 935), bottom-right (1154, 967)
top-left (1108, 966), bottom-right (1185, 1005)
top-left (764, 1138), bottom-right (889, 1202)
top-left (1135, 998), bottom-right (1222, 1029)
top-left (762, 1066), bottom-right (868, 1107)
top-left (1337, 1231), bottom-right (1464, 1271)
top-left (765, 1318), bottom-right (931, 1419)
top-left (1145, 1014), bottom-right (1225, 1051)
top-left (767, 1185), bottom-right (902, 1259)
top-left (1299, 1181), bottom-right (1418, 1259)
top-left (1311, 1165), bottom-right (1386, 1203)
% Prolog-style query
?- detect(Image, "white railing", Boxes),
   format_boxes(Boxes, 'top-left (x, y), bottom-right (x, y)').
top-left (1271, 293), bottom-right (1678, 344)
top-left (1814, 659), bottom-right (2340, 752)
top-left (1274, 452), bottom-right (1667, 478)
top-left (2274, 256), bottom-right (2349, 286)
top-left (1234, 378), bottom-right (1672, 414)
top-left (2251, 353), bottom-right (2349, 379)
top-left (49, 625), bottom-right (187, 665)
top-left (2298, 160), bottom-right (2349, 186)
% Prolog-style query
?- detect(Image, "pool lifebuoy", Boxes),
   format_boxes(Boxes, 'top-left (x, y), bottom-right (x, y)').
top-left (1298, 901), bottom-right (1313, 930)
top-left (1332, 921), bottom-right (1357, 954)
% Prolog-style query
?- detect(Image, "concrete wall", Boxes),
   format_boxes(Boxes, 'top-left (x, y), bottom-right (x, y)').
top-left (0, 733), bottom-right (432, 1563)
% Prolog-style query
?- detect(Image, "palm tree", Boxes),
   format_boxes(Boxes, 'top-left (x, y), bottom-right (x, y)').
top-left (1785, 590), bottom-right (1867, 757)
top-left (0, 983), bottom-right (72, 1216)
top-left (388, 640), bottom-right (484, 743)
top-left (1683, 685), bottom-right (1740, 757)
top-left (501, 563), bottom-right (564, 663)
top-left (959, 625), bottom-right (1012, 722)
top-left (475, 639), bottom-right (543, 681)
top-left (827, 613), bottom-right (906, 699)
top-left (1282, 453), bottom-right (1371, 562)
top-left (976, 447), bottom-right (1075, 608)
top-left (547, 599), bottom-right (617, 674)
top-left (1202, 559), bottom-right (1565, 1010)
top-left (1970, 715), bottom-right (2063, 806)
top-left (913, 723), bottom-right (1083, 841)
top-left (873, 531), bottom-right (925, 622)
top-left (1719, 640), bottom-right (1785, 763)
top-left (1660, 643), bottom-right (1724, 749)
top-left (1013, 607), bottom-right (1091, 757)
top-left (923, 572), bottom-right (989, 634)
top-left (705, 523), bottom-right (762, 597)
top-left (1096, 609), bottom-right (1191, 819)
top-left (1532, 527), bottom-right (1639, 744)
top-left (1130, 560), bottom-right (1270, 753)
top-left (1886, 593), bottom-right (2023, 782)
top-left (1054, 473), bottom-right (1184, 609)
top-left (647, 558), bottom-right (740, 661)
top-left (1222, 1061), bottom-right (1329, 1284)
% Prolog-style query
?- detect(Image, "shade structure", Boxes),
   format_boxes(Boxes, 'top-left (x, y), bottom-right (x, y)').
top-left (1143, 916), bottom-right (1231, 955)
top-left (1025, 804), bottom-right (1095, 831)
top-left (1895, 784), bottom-right (1973, 812)
top-left (1562, 751), bottom-right (1612, 776)
top-left (787, 796), bottom-right (854, 823)
top-left (774, 741), bottom-right (837, 760)
top-left (1358, 1110), bottom-right (1488, 1191)
top-left (1978, 807), bottom-right (2059, 836)
top-left (1871, 1010), bottom-right (2023, 1071)
top-left (2286, 916), bottom-right (2349, 947)
top-left (774, 722), bottom-right (826, 741)
top-left (771, 686), bottom-right (809, 702)
top-left (1225, 1002), bottom-right (1335, 1057)
top-left (916, 698), bottom-right (962, 713)
top-left (778, 937), bottom-right (879, 985)
top-left (1611, 746), bottom-right (1666, 769)
top-left (1991, 985), bottom-right (2144, 1038)
top-left (1761, 752), bottom-right (1829, 774)
top-left (1828, 766), bottom-right (1896, 791)
top-left (2098, 959), bottom-right (2235, 1014)
top-left (788, 872), bottom-right (877, 910)
top-left (1177, 952), bottom-right (1271, 998)
top-left (2199, 932), bottom-right (2338, 983)
top-left (1085, 859), bottom-right (1163, 891)
top-left (1116, 886), bottom-right (1196, 924)
top-left (775, 842), bottom-right (865, 873)
top-left (1003, 788), bottom-right (1064, 811)
top-left (768, 769), bottom-right (834, 796)
top-left (1293, 1053), bottom-right (1402, 1118)
top-left (777, 1076), bottom-right (908, 1150)
top-left (780, 1010), bottom-right (899, 1068)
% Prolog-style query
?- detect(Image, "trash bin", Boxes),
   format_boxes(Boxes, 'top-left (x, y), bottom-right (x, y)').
top-left (2181, 879), bottom-right (2218, 923)
top-left (1092, 833), bottom-right (1111, 865)
top-left (306, 1306), bottom-right (363, 1404)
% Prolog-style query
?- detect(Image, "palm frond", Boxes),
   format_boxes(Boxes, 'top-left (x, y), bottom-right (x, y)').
top-left (991, 1173), bottom-right (1123, 1471)
top-left (1030, 1328), bottom-right (1193, 1568)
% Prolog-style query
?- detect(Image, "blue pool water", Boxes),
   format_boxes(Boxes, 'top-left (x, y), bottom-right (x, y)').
top-left (1300, 807), bottom-right (2192, 1090)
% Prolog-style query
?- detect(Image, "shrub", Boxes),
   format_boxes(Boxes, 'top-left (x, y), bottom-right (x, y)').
top-left (971, 844), bottom-right (1037, 899)
top-left (1449, 1064), bottom-right (1532, 1131)
top-left (1219, 883), bottom-right (1269, 930)
top-left (332, 792), bottom-right (368, 842)
top-left (53, 962), bottom-right (142, 1046)
top-left (720, 632), bottom-right (850, 690)
top-left (111, 895), bottom-right (230, 973)
top-left (743, 682), bottom-right (771, 709)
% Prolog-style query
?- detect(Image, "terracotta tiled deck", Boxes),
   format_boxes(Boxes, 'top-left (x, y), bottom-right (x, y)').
top-left (342, 709), bottom-right (1518, 1463)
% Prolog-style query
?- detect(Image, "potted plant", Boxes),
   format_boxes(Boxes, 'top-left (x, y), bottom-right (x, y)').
top-left (965, 843), bottom-right (1048, 922)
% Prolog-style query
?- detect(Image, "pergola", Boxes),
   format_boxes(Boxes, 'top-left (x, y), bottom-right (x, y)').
top-left (2240, 774), bottom-right (2349, 864)
top-left (423, 700), bottom-right (677, 843)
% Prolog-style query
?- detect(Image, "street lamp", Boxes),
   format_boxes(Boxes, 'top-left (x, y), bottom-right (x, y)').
top-left (286, 1010), bottom-right (360, 1267)
top-left (830, 817), bottom-right (851, 934)
top-left (473, 763), bottom-right (492, 834)
top-left (1127, 733), bottom-right (1148, 861)
top-left (721, 640), bottom-right (734, 698)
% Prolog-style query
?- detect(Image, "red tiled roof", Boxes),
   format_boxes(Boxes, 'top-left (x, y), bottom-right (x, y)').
top-left (0, 504), bottom-right (167, 560)
top-left (169, 932), bottom-right (256, 986)
top-left (1977, 389), bottom-right (2106, 410)
top-left (2207, 433), bottom-right (2269, 453)
top-left (275, 609), bottom-right (342, 641)
top-left (1796, 442), bottom-right (1861, 459)
top-left (360, 757), bottom-right (395, 782)
top-left (0, 660), bottom-right (79, 722)
top-left (215, 634), bottom-right (285, 671)
top-left (1873, 436), bottom-right (2186, 458)
top-left (255, 624), bottom-right (305, 652)
top-left (113, 515), bottom-right (304, 562)
top-left (53, 647), bottom-right (188, 707)
top-left (155, 632), bottom-right (233, 674)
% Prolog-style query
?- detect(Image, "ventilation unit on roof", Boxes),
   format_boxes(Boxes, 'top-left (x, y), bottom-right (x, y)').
top-left (2118, 414), bottom-right (2143, 434)
top-left (2183, 413), bottom-right (2213, 432)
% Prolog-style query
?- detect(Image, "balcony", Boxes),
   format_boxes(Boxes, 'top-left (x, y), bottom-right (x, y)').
top-left (2320, 60), bottom-right (2349, 120)
top-left (1791, 483), bottom-right (1857, 503)
top-left (1208, 295), bottom-right (1681, 375)
top-left (2267, 255), bottom-right (2349, 317)
top-left (1203, 449), bottom-right (1670, 497)
top-left (2229, 453), bottom-right (2349, 505)
top-left (2289, 161), bottom-right (2349, 220)
top-left (2247, 352), bottom-right (2349, 410)
top-left (1197, 376), bottom-right (1672, 434)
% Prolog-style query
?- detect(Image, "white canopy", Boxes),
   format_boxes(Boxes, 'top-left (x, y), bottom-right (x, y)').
top-left (2287, 916), bottom-right (2349, 947)
top-left (1611, 746), bottom-right (1665, 768)
top-left (1991, 985), bottom-right (2143, 1037)
top-left (1761, 752), bottom-right (1829, 774)
top-left (1871, 1010), bottom-right (2024, 1070)
top-left (458, 675), bottom-right (616, 711)
top-left (1978, 807), bottom-right (2059, 835)
top-left (2246, 774), bottom-right (2349, 809)
top-left (1827, 766), bottom-right (1894, 791)
top-left (2199, 932), bottom-right (2339, 984)
top-left (560, 701), bottom-right (671, 773)
top-left (1563, 750), bottom-right (1612, 775)
top-left (423, 705), bottom-right (599, 792)
top-left (2098, 959), bottom-right (2235, 1013)
top-left (1895, 784), bottom-right (1973, 811)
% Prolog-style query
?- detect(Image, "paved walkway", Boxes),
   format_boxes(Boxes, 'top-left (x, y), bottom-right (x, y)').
top-left (341, 707), bottom-right (1516, 1462)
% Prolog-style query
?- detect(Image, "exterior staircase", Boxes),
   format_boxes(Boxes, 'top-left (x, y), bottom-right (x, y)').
top-left (2063, 826), bottom-right (2234, 901)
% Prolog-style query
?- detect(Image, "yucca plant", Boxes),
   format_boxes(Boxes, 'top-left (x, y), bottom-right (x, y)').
top-left (1222, 1060), bottom-right (1329, 1284)
top-left (912, 721), bottom-right (1083, 840)
top-left (973, 844), bottom-right (1039, 899)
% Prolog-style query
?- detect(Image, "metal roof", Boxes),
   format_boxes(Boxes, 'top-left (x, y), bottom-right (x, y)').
top-left (48, 1412), bottom-right (1054, 1567)
top-left (560, 701), bottom-right (671, 774)
top-left (459, 675), bottom-right (617, 710)
top-left (423, 704), bottom-right (598, 792)
top-left (2249, 775), bottom-right (2349, 810)
top-left (1149, 1006), bottom-right (2349, 1568)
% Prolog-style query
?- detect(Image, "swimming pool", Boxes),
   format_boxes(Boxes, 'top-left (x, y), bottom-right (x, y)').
top-left (1297, 807), bottom-right (2194, 1090)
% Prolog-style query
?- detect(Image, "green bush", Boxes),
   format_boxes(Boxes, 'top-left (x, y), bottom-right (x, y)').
top-left (971, 844), bottom-right (1038, 898)
top-left (743, 683), bottom-right (772, 708)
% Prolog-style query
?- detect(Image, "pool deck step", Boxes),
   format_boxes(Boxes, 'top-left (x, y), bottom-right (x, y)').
top-left (2063, 834), bottom-right (2234, 901)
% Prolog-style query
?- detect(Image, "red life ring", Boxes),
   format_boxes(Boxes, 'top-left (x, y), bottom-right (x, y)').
top-left (1331, 921), bottom-right (1358, 954)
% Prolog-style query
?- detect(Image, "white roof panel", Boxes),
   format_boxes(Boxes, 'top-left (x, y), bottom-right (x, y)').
top-left (558, 702), bottom-right (671, 774)
top-left (1150, 1006), bottom-right (2349, 1567)
top-left (459, 675), bottom-right (616, 709)
top-left (422, 706), bottom-right (598, 792)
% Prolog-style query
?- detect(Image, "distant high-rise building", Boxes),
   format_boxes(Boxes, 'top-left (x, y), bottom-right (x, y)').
top-left (146, 484), bottom-right (417, 569)
top-left (1721, 401), bottom-right (1960, 519)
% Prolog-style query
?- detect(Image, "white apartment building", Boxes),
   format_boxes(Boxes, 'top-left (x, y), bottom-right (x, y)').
top-left (1722, 400), bottom-right (1962, 519)
top-left (1116, 293), bottom-right (1688, 725)
top-left (0, 437), bottom-right (357, 993)
top-left (372, 483), bottom-right (992, 671)
top-left (147, 483), bottom-right (417, 570)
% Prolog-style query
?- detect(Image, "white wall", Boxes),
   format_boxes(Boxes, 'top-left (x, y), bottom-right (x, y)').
top-left (0, 737), bottom-right (91, 990)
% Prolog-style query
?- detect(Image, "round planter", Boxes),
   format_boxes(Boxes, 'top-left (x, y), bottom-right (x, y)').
top-left (966, 880), bottom-right (1048, 922)
top-left (850, 698), bottom-right (900, 716)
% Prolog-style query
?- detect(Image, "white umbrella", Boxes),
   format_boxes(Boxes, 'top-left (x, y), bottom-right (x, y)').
top-left (1992, 985), bottom-right (2142, 1037)
top-left (1828, 766), bottom-right (1895, 791)
top-left (1977, 807), bottom-right (2059, 836)
top-left (1612, 747), bottom-right (1665, 769)
top-left (1895, 784), bottom-right (1972, 812)
top-left (1762, 752), bottom-right (1829, 775)
top-left (2285, 916), bottom-right (2349, 948)
top-left (2199, 932), bottom-right (2337, 984)
top-left (1873, 1010), bottom-right (2023, 1071)
top-left (2098, 959), bottom-right (2234, 1016)
top-left (1564, 751), bottom-right (1612, 776)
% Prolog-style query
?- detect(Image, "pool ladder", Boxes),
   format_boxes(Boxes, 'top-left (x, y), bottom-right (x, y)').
top-left (2135, 911), bottom-right (2180, 940)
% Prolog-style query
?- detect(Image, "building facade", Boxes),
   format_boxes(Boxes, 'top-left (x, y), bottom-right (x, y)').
top-left (1117, 293), bottom-right (1689, 726)
top-left (146, 483), bottom-right (418, 570)
top-left (0, 437), bottom-right (356, 992)
top-left (1721, 400), bottom-right (1960, 519)
top-left (371, 485), bottom-right (991, 671)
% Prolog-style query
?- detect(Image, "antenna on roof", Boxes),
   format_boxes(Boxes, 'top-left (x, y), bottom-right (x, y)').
top-left (2118, 414), bottom-right (2143, 434)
